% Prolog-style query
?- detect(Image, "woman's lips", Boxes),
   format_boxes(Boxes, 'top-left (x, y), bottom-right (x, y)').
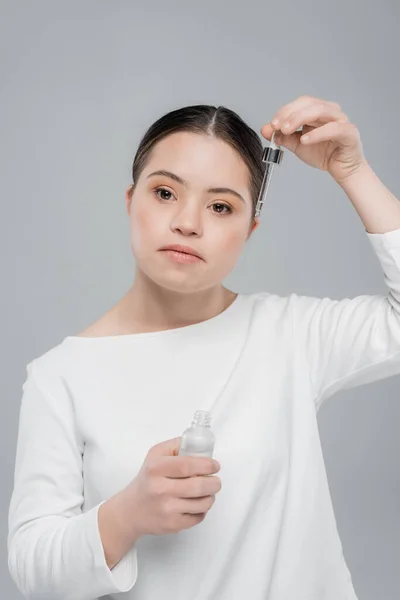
top-left (160, 249), bottom-right (203, 263)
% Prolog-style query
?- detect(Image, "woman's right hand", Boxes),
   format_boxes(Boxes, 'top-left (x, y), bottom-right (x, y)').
top-left (124, 436), bottom-right (222, 537)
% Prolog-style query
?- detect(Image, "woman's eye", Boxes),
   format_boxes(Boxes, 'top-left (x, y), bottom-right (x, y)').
top-left (153, 188), bottom-right (232, 215)
top-left (212, 203), bottom-right (232, 215)
top-left (154, 187), bottom-right (173, 201)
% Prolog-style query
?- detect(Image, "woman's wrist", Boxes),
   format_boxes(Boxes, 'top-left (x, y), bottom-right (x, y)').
top-left (98, 487), bottom-right (142, 570)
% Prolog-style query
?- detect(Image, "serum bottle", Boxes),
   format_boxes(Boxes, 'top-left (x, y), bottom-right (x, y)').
top-left (178, 410), bottom-right (215, 458)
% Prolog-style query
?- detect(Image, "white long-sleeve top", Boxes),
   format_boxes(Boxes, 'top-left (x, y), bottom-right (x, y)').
top-left (8, 228), bottom-right (400, 600)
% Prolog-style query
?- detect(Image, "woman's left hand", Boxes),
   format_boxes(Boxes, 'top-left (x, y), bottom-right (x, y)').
top-left (261, 95), bottom-right (369, 184)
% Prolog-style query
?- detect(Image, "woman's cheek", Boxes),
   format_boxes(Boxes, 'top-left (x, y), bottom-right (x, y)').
top-left (130, 202), bottom-right (160, 247)
top-left (221, 226), bottom-right (247, 259)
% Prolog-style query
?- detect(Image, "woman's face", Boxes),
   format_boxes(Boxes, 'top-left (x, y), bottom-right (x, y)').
top-left (125, 131), bottom-right (259, 294)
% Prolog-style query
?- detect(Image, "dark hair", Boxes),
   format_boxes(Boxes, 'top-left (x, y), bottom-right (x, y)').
top-left (129, 104), bottom-right (265, 229)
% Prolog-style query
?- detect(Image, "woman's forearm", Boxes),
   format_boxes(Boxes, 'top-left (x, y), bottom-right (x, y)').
top-left (337, 161), bottom-right (400, 234)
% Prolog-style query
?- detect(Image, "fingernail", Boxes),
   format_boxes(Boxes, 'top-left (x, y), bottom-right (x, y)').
top-left (271, 118), bottom-right (279, 127)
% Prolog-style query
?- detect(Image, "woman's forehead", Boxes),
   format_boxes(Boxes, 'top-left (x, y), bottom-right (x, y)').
top-left (145, 132), bottom-right (251, 188)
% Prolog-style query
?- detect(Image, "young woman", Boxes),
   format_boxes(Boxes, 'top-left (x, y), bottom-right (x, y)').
top-left (7, 95), bottom-right (400, 600)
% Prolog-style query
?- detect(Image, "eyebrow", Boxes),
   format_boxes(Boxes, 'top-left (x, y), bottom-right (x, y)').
top-left (146, 170), bottom-right (246, 203)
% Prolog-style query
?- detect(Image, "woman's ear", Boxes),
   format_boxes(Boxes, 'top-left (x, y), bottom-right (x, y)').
top-left (247, 217), bottom-right (260, 239)
top-left (125, 184), bottom-right (134, 214)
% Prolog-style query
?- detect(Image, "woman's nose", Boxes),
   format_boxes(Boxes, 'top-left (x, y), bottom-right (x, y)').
top-left (170, 205), bottom-right (203, 235)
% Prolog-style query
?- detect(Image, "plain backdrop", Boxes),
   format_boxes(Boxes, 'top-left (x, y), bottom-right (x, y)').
top-left (1, 1), bottom-right (399, 598)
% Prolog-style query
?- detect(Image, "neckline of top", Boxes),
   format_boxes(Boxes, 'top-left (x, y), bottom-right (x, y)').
top-left (62, 292), bottom-right (247, 343)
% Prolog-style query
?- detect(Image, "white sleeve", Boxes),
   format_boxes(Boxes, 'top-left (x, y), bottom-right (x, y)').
top-left (292, 228), bottom-right (400, 411)
top-left (7, 361), bottom-right (138, 600)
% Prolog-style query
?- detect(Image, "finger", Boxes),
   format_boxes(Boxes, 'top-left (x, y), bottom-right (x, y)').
top-left (260, 122), bottom-right (275, 141)
top-left (273, 129), bottom-right (303, 153)
top-left (261, 97), bottom-right (343, 141)
top-left (179, 495), bottom-right (215, 514)
top-left (156, 455), bottom-right (219, 479)
top-left (261, 121), bottom-right (301, 143)
top-left (146, 437), bottom-right (183, 459)
top-left (270, 96), bottom-right (342, 131)
top-left (299, 121), bottom-right (360, 147)
top-left (174, 473), bottom-right (221, 498)
top-left (269, 95), bottom-right (312, 129)
top-left (282, 105), bottom-right (348, 136)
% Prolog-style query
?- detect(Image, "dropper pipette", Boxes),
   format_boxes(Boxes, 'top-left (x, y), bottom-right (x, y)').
top-left (254, 131), bottom-right (285, 217)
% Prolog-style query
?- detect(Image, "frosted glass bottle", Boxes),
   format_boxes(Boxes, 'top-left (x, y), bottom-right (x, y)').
top-left (178, 410), bottom-right (215, 458)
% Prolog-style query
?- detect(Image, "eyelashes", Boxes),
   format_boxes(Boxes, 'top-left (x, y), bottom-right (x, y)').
top-left (153, 187), bottom-right (233, 215)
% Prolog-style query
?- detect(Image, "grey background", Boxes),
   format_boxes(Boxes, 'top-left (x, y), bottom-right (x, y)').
top-left (1, 1), bottom-right (399, 598)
